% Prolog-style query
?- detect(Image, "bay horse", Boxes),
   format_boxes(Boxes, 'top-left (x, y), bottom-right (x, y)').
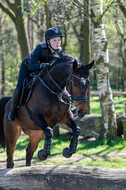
top-left (0, 55), bottom-right (94, 168)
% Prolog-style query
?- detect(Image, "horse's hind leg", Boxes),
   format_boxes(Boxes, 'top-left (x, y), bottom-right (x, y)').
top-left (24, 130), bottom-right (44, 166)
top-left (4, 121), bottom-right (21, 168)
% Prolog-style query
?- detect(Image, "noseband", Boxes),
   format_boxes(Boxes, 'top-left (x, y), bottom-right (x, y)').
top-left (68, 74), bottom-right (89, 107)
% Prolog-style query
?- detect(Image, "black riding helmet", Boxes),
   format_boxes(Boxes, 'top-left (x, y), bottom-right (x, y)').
top-left (45, 27), bottom-right (64, 41)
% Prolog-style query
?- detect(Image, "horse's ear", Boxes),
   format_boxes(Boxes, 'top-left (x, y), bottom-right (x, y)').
top-left (73, 57), bottom-right (79, 71)
top-left (86, 60), bottom-right (94, 70)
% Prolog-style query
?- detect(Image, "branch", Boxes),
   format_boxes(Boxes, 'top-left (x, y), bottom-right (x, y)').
top-left (0, 1), bottom-right (16, 24)
top-left (73, 0), bottom-right (84, 7)
top-left (114, 19), bottom-right (124, 38)
top-left (71, 0), bottom-right (94, 22)
top-left (117, 0), bottom-right (126, 18)
top-left (71, 0), bottom-right (83, 9)
top-left (5, 0), bottom-right (16, 13)
top-left (71, 23), bottom-right (80, 41)
top-left (97, 1), bottom-right (114, 23)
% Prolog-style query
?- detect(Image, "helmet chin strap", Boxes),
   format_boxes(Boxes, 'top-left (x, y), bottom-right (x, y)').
top-left (47, 41), bottom-right (59, 52)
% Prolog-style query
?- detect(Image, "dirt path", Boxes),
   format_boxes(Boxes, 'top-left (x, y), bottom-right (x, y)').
top-left (1, 151), bottom-right (126, 169)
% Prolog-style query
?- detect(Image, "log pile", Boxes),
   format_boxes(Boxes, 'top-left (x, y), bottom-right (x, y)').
top-left (58, 113), bottom-right (126, 139)
top-left (74, 114), bottom-right (102, 139)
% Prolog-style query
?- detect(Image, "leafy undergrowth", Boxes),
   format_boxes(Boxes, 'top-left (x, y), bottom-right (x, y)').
top-left (90, 96), bottom-right (126, 115)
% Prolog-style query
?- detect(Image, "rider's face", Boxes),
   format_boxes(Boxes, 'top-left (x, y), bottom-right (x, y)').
top-left (49, 37), bottom-right (61, 50)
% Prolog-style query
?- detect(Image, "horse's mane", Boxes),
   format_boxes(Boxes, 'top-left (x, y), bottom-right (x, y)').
top-left (60, 53), bottom-right (75, 62)
top-left (59, 53), bottom-right (89, 75)
top-left (47, 53), bottom-right (89, 77)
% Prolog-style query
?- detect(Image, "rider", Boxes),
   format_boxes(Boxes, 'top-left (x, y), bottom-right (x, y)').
top-left (6, 27), bottom-right (64, 121)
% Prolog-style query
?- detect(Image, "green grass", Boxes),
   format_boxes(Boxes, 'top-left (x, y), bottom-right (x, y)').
top-left (90, 96), bottom-right (126, 115)
top-left (1, 135), bottom-right (126, 169)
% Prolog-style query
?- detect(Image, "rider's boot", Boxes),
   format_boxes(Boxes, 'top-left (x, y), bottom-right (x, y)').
top-left (6, 89), bottom-right (21, 121)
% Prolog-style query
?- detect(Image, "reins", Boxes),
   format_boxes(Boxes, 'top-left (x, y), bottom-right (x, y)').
top-left (38, 65), bottom-right (73, 127)
top-left (38, 65), bottom-right (73, 105)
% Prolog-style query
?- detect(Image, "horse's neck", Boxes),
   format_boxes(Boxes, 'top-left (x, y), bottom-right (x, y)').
top-left (45, 63), bottom-right (72, 90)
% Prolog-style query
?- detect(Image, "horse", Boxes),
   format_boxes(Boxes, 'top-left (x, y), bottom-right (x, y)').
top-left (0, 55), bottom-right (94, 168)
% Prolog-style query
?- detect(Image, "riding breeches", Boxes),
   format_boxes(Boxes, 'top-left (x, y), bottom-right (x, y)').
top-left (16, 60), bottom-right (31, 91)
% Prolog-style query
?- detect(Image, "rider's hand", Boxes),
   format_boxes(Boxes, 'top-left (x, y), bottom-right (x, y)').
top-left (40, 62), bottom-right (48, 69)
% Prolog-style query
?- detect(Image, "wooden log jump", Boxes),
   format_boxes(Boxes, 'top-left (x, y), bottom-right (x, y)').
top-left (0, 165), bottom-right (126, 190)
top-left (91, 91), bottom-right (126, 97)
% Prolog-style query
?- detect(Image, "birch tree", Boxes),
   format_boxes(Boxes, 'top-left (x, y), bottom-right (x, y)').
top-left (91, 0), bottom-right (117, 138)
top-left (70, 0), bottom-right (117, 138)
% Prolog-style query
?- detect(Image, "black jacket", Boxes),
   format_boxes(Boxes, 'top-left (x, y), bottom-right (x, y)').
top-left (26, 43), bottom-right (63, 72)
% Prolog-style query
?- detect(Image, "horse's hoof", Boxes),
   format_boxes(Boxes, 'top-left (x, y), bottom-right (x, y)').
top-left (62, 147), bottom-right (72, 158)
top-left (38, 150), bottom-right (48, 161)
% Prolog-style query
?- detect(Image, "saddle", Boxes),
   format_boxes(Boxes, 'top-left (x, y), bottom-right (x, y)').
top-left (19, 73), bottom-right (36, 106)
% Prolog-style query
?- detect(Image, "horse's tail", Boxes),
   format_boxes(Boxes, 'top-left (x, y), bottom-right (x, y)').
top-left (0, 96), bottom-right (11, 149)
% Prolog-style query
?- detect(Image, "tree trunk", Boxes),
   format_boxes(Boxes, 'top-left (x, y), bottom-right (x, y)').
top-left (0, 9), bottom-right (5, 97)
top-left (0, 0), bottom-right (30, 60)
top-left (27, 4), bottom-right (35, 51)
top-left (44, 2), bottom-right (52, 29)
top-left (83, 0), bottom-right (90, 65)
top-left (83, 0), bottom-right (90, 113)
top-left (36, 8), bottom-right (45, 42)
top-left (91, 0), bottom-right (117, 138)
top-left (14, 0), bottom-right (30, 59)
top-left (117, 0), bottom-right (126, 18)
top-left (114, 16), bottom-right (126, 91)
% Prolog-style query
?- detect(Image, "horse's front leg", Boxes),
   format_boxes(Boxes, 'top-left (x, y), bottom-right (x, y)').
top-left (33, 114), bottom-right (53, 161)
top-left (38, 126), bottom-right (53, 161)
top-left (62, 111), bottom-right (80, 158)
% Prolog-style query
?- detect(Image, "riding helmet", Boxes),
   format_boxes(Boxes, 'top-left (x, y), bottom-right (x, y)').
top-left (45, 27), bottom-right (64, 41)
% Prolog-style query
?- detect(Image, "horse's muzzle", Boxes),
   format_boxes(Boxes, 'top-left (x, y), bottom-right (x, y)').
top-left (77, 109), bottom-right (86, 118)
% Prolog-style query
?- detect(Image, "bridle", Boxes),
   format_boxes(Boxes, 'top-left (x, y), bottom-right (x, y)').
top-left (68, 74), bottom-right (89, 107)
top-left (38, 65), bottom-right (89, 107)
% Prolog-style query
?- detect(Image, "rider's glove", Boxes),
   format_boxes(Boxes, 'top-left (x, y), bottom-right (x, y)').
top-left (40, 62), bottom-right (48, 69)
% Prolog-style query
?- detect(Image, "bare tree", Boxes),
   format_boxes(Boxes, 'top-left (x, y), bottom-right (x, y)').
top-left (27, 3), bottom-right (35, 51)
top-left (0, 0), bottom-right (30, 59)
top-left (117, 0), bottom-right (126, 18)
top-left (114, 17), bottom-right (126, 91)
top-left (0, 8), bottom-right (5, 97)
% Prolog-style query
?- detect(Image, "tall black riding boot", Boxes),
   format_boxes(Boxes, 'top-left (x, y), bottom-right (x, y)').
top-left (6, 89), bottom-right (21, 121)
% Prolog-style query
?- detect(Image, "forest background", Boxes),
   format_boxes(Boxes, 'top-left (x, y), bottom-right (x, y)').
top-left (0, 0), bottom-right (126, 139)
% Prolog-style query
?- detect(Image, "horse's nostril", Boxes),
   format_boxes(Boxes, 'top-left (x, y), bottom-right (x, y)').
top-left (78, 109), bottom-right (86, 117)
